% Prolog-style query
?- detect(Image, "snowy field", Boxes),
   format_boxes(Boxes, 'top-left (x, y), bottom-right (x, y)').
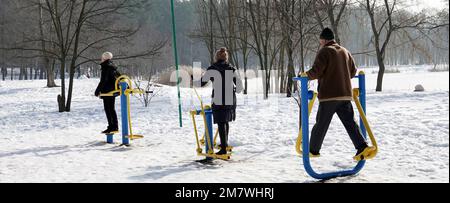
top-left (0, 68), bottom-right (448, 183)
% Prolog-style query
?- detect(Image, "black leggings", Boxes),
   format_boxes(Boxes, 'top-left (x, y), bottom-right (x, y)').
top-left (217, 122), bottom-right (229, 149)
top-left (103, 97), bottom-right (118, 129)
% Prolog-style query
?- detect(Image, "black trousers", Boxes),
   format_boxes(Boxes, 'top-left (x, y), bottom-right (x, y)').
top-left (217, 122), bottom-right (229, 149)
top-left (103, 97), bottom-right (118, 130)
top-left (310, 101), bottom-right (367, 154)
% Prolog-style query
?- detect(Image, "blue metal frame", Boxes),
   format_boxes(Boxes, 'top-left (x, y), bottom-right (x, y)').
top-left (120, 82), bottom-right (130, 146)
top-left (103, 81), bottom-right (137, 146)
top-left (293, 73), bottom-right (367, 180)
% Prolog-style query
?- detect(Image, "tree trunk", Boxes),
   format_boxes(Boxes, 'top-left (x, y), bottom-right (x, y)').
top-left (45, 58), bottom-right (57, 87)
top-left (1, 67), bottom-right (6, 81)
top-left (34, 67), bottom-right (39, 80)
top-left (39, 65), bottom-right (44, 79)
top-left (286, 48), bottom-right (295, 97)
top-left (65, 2), bottom-right (86, 112)
top-left (19, 67), bottom-right (23, 80)
top-left (58, 59), bottom-right (66, 112)
top-left (279, 44), bottom-right (286, 94)
top-left (243, 50), bottom-right (249, 95)
top-left (376, 54), bottom-right (385, 92)
top-left (30, 67), bottom-right (33, 80)
top-left (243, 54), bottom-right (248, 95)
top-left (65, 66), bottom-right (75, 112)
top-left (77, 66), bottom-right (81, 79)
top-left (209, 0), bottom-right (215, 64)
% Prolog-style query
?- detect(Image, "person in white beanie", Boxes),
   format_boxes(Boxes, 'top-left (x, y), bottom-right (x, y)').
top-left (95, 52), bottom-right (121, 134)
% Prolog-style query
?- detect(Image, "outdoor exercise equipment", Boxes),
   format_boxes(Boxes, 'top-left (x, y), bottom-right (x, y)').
top-left (293, 71), bottom-right (378, 180)
top-left (190, 87), bottom-right (232, 161)
top-left (100, 75), bottom-right (145, 146)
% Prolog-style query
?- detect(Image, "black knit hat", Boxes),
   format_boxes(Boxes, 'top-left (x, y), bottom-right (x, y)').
top-left (320, 28), bottom-right (335, 40)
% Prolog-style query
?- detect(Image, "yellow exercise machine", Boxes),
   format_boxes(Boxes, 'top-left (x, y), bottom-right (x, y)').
top-left (100, 75), bottom-right (144, 145)
top-left (190, 87), bottom-right (232, 161)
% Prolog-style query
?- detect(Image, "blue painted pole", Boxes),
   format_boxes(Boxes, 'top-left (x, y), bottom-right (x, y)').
top-left (359, 72), bottom-right (367, 137)
top-left (120, 82), bottom-right (130, 146)
top-left (106, 134), bottom-right (114, 144)
top-left (300, 75), bottom-right (312, 171)
top-left (205, 109), bottom-right (214, 161)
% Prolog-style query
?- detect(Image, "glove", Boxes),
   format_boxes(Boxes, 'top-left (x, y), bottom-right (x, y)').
top-left (95, 89), bottom-right (100, 97)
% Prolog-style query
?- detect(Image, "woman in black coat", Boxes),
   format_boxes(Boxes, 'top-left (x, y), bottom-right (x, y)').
top-left (201, 48), bottom-right (243, 155)
top-left (95, 52), bottom-right (120, 134)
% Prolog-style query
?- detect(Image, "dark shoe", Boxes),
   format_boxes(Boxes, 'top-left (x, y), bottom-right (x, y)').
top-left (101, 129), bottom-right (111, 134)
top-left (355, 143), bottom-right (369, 156)
top-left (109, 127), bottom-right (119, 134)
top-left (355, 147), bottom-right (366, 157)
top-left (354, 146), bottom-right (377, 161)
top-left (309, 151), bottom-right (321, 158)
top-left (215, 149), bottom-right (228, 155)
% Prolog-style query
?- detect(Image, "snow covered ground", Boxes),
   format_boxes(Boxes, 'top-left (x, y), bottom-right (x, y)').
top-left (0, 69), bottom-right (448, 183)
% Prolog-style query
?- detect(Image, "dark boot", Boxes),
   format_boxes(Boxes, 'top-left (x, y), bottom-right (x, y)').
top-left (310, 151), bottom-right (321, 157)
top-left (102, 128), bottom-right (112, 134)
top-left (216, 147), bottom-right (228, 155)
top-left (354, 145), bottom-right (377, 161)
top-left (216, 122), bottom-right (229, 155)
top-left (355, 144), bottom-right (369, 157)
top-left (109, 126), bottom-right (119, 134)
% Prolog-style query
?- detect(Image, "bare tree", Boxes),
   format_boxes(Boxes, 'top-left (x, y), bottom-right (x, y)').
top-left (38, 0), bottom-right (57, 87)
top-left (14, 0), bottom-right (165, 112)
top-left (133, 65), bottom-right (161, 108)
top-left (193, 0), bottom-right (217, 64)
top-left (247, 0), bottom-right (281, 99)
top-left (236, 0), bottom-right (251, 94)
top-left (361, 0), bottom-right (447, 91)
top-left (313, 0), bottom-right (348, 44)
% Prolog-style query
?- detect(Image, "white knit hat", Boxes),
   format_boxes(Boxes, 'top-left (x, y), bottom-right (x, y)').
top-left (102, 52), bottom-right (113, 60)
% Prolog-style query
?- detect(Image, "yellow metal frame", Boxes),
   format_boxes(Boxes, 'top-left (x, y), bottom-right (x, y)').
top-left (190, 87), bottom-right (232, 160)
top-left (295, 92), bottom-right (318, 154)
top-left (352, 89), bottom-right (378, 161)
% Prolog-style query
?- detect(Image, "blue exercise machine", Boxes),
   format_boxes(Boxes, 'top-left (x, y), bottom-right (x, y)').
top-left (293, 71), bottom-right (378, 180)
top-left (101, 75), bottom-right (144, 146)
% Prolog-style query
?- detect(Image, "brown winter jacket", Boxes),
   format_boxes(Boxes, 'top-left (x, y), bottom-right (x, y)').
top-left (307, 41), bottom-right (357, 102)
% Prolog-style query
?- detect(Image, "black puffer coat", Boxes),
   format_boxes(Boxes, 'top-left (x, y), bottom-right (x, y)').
top-left (202, 60), bottom-right (243, 123)
top-left (95, 60), bottom-right (120, 98)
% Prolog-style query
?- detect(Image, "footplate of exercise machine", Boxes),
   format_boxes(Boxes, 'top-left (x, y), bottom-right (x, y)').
top-left (215, 146), bottom-right (234, 152)
top-left (199, 138), bottom-right (234, 152)
top-left (198, 153), bottom-right (232, 160)
top-left (353, 146), bottom-right (378, 161)
top-left (125, 134), bottom-right (144, 140)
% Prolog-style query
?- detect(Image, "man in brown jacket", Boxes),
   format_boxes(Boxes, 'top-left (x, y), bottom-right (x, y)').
top-left (306, 28), bottom-right (374, 160)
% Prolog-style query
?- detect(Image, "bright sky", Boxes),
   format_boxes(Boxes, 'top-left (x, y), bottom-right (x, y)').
top-left (353, 0), bottom-right (448, 11)
top-left (409, 0), bottom-right (447, 10)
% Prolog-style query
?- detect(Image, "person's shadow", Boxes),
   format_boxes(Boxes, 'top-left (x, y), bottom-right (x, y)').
top-left (128, 161), bottom-right (221, 181)
top-left (0, 141), bottom-right (130, 158)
